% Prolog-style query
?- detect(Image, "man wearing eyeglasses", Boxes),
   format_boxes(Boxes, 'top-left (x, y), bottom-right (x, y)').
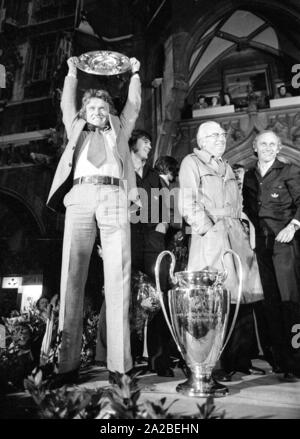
top-left (178, 121), bottom-right (264, 381)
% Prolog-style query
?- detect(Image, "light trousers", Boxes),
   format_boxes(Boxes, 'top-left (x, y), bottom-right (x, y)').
top-left (59, 183), bottom-right (132, 373)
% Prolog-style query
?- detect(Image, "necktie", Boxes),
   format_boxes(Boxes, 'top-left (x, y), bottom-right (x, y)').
top-left (215, 157), bottom-right (225, 176)
top-left (220, 159), bottom-right (226, 176)
top-left (87, 129), bottom-right (106, 168)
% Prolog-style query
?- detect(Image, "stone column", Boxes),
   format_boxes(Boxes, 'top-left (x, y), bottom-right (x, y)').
top-left (153, 32), bottom-right (190, 162)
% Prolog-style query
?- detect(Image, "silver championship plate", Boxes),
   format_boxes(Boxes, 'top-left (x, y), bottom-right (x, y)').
top-left (155, 249), bottom-right (243, 398)
top-left (76, 50), bottom-right (131, 76)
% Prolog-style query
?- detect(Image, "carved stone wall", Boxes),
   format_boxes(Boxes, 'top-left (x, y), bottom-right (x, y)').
top-left (175, 106), bottom-right (300, 167)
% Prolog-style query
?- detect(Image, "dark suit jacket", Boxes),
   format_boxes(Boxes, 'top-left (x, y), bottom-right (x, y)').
top-left (243, 159), bottom-right (300, 236)
top-left (135, 164), bottom-right (163, 229)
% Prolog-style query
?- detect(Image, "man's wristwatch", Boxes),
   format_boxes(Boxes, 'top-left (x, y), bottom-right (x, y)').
top-left (132, 71), bottom-right (140, 76)
top-left (288, 222), bottom-right (298, 231)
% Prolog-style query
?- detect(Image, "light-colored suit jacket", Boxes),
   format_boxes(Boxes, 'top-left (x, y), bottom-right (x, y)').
top-left (47, 74), bottom-right (141, 211)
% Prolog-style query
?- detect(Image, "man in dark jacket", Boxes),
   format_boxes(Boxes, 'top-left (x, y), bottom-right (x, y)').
top-left (154, 155), bottom-right (181, 246)
top-left (129, 130), bottom-right (174, 377)
top-left (243, 130), bottom-right (300, 379)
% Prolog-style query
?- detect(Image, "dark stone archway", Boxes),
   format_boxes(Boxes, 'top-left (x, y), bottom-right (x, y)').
top-left (0, 188), bottom-right (45, 236)
top-left (0, 189), bottom-right (45, 276)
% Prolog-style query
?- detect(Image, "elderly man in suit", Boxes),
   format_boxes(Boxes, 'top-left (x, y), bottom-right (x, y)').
top-left (178, 121), bottom-right (264, 384)
top-left (47, 56), bottom-right (141, 384)
top-left (243, 130), bottom-right (300, 379)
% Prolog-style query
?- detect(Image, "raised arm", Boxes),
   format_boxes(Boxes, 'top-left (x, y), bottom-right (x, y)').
top-left (60, 57), bottom-right (79, 139)
top-left (120, 57), bottom-right (142, 139)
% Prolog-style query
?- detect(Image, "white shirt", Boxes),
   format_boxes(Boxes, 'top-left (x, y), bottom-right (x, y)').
top-left (159, 174), bottom-right (170, 186)
top-left (74, 128), bottom-right (121, 179)
top-left (257, 159), bottom-right (275, 177)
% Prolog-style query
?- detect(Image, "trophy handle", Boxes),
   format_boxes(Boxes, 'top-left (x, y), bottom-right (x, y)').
top-left (218, 249), bottom-right (243, 357)
top-left (154, 251), bottom-right (184, 355)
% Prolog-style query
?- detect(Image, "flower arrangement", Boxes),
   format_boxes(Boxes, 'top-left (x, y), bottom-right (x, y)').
top-left (0, 299), bottom-right (61, 393)
top-left (0, 304), bottom-right (46, 393)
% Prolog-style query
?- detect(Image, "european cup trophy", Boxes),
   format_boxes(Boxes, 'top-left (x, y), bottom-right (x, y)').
top-left (155, 249), bottom-right (243, 398)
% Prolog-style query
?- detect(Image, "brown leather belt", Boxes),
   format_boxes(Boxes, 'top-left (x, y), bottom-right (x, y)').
top-left (73, 175), bottom-right (120, 186)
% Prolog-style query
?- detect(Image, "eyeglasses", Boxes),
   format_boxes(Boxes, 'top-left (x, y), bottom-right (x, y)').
top-left (205, 132), bottom-right (228, 140)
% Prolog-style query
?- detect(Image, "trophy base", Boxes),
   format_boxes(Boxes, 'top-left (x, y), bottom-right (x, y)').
top-left (176, 375), bottom-right (229, 398)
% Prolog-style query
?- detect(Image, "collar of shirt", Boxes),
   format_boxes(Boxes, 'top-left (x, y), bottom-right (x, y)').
top-left (159, 174), bottom-right (170, 186)
top-left (193, 148), bottom-right (225, 165)
top-left (84, 122), bottom-right (112, 132)
top-left (194, 148), bottom-right (227, 178)
top-left (131, 155), bottom-right (145, 177)
top-left (257, 159), bottom-right (276, 177)
top-left (135, 167), bottom-right (143, 178)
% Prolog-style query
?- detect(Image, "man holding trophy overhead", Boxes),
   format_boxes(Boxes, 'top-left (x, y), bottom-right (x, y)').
top-left (47, 54), bottom-right (141, 384)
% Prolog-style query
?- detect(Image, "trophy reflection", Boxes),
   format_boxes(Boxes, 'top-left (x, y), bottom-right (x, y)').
top-left (155, 249), bottom-right (242, 397)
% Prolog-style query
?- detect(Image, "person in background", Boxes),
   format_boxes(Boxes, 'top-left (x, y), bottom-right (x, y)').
top-left (193, 95), bottom-right (208, 110)
top-left (129, 130), bottom-right (174, 377)
top-left (36, 296), bottom-right (50, 322)
top-left (232, 163), bottom-right (246, 193)
top-left (154, 155), bottom-right (187, 368)
top-left (275, 84), bottom-right (292, 99)
top-left (243, 130), bottom-right (300, 380)
top-left (154, 155), bottom-right (182, 246)
top-left (154, 156), bottom-right (178, 187)
top-left (210, 96), bottom-right (220, 107)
